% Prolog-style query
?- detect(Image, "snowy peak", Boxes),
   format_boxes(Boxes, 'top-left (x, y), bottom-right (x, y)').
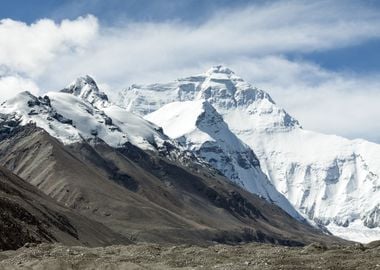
top-left (61, 75), bottom-right (99, 98)
top-left (197, 66), bottom-right (300, 130)
top-left (198, 66), bottom-right (278, 112)
top-left (119, 66), bottom-right (300, 130)
top-left (61, 75), bottom-right (109, 107)
top-left (145, 100), bottom-right (303, 220)
top-left (202, 65), bottom-right (246, 85)
top-left (0, 89), bottom-right (172, 151)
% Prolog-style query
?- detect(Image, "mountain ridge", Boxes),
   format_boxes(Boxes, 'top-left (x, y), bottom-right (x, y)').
top-left (119, 65), bottom-right (380, 243)
top-left (145, 99), bottom-right (303, 220)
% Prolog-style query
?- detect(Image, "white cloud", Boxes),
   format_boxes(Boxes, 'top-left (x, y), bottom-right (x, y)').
top-left (0, 15), bottom-right (98, 76)
top-left (0, 1), bottom-right (380, 141)
top-left (0, 75), bottom-right (39, 102)
top-left (229, 57), bottom-right (380, 142)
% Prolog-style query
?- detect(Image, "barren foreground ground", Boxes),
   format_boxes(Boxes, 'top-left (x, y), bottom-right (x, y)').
top-left (0, 241), bottom-right (380, 270)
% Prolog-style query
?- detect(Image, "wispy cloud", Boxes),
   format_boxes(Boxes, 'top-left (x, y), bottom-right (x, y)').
top-left (0, 75), bottom-right (39, 101)
top-left (231, 57), bottom-right (380, 142)
top-left (0, 0), bottom-right (380, 141)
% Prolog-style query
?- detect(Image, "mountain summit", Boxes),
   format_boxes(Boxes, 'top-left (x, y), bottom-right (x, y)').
top-left (119, 66), bottom-right (299, 130)
top-left (61, 75), bottom-right (109, 107)
top-left (120, 66), bottom-right (380, 243)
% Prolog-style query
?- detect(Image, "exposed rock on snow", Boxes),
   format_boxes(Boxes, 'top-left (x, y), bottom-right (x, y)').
top-left (120, 65), bottom-right (380, 242)
top-left (146, 99), bottom-right (302, 220)
top-left (0, 82), bottom-right (169, 151)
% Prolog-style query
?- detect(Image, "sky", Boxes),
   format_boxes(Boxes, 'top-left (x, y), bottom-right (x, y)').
top-left (1, 0), bottom-right (380, 142)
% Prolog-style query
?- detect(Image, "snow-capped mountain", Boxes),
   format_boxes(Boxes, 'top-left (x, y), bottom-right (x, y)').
top-left (119, 65), bottom-right (380, 243)
top-left (145, 99), bottom-right (302, 220)
top-left (119, 65), bottom-right (299, 131)
top-left (0, 74), bottom-right (307, 224)
top-left (0, 76), bottom-right (169, 151)
top-left (0, 75), bottom-right (339, 247)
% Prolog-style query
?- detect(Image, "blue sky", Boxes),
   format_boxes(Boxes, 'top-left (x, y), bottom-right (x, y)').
top-left (1, 0), bottom-right (380, 73)
top-left (1, 0), bottom-right (380, 142)
top-left (0, 0), bottom-right (258, 24)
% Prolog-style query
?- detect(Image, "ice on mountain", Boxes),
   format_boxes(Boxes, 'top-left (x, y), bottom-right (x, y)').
top-left (146, 99), bottom-right (304, 220)
top-left (122, 65), bottom-right (380, 242)
top-left (0, 83), bottom-right (172, 152)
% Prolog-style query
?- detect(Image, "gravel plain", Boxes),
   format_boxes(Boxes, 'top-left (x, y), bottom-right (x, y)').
top-left (0, 241), bottom-right (380, 270)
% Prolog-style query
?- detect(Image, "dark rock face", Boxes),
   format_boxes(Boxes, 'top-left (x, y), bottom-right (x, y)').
top-left (364, 205), bottom-right (380, 228)
top-left (104, 116), bottom-right (112, 126)
top-left (0, 115), bottom-right (21, 141)
top-left (0, 196), bottom-right (47, 250)
top-left (90, 129), bottom-right (98, 136)
top-left (111, 172), bottom-right (139, 192)
top-left (236, 150), bottom-right (260, 168)
top-left (27, 95), bottom-right (52, 108)
top-left (52, 112), bottom-right (73, 125)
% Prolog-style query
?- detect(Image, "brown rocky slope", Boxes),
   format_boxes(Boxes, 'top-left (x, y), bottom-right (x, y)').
top-left (0, 124), bottom-right (345, 246)
top-left (0, 165), bottom-right (129, 251)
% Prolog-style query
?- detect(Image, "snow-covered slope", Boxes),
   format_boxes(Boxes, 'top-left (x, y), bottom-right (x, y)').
top-left (0, 76), bottom-right (168, 151)
top-left (145, 100), bottom-right (302, 219)
top-left (119, 65), bottom-right (380, 242)
top-left (119, 65), bottom-right (299, 131)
